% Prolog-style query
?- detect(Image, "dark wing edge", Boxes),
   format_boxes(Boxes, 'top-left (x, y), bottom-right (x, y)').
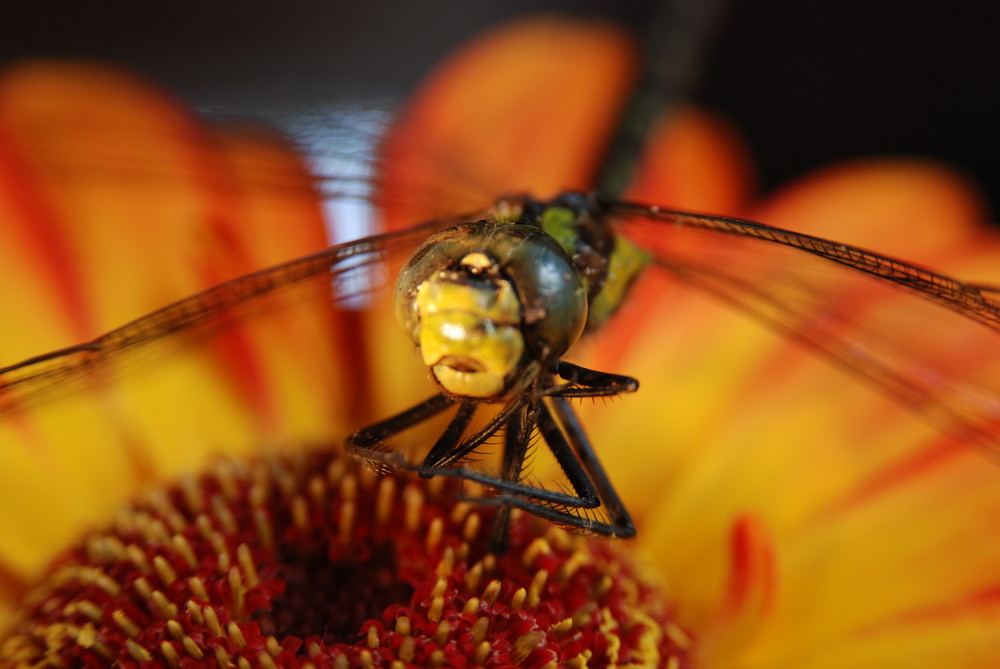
top-left (603, 198), bottom-right (1000, 333)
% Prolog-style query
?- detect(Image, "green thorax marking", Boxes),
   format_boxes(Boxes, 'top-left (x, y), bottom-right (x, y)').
top-left (537, 203), bottom-right (650, 330)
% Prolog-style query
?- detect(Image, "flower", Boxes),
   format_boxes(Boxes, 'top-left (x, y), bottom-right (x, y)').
top-left (1, 15), bottom-right (1000, 669)
top-left (3, 452), bottom-right (690, 667)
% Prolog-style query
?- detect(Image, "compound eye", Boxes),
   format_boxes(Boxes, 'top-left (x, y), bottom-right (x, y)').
top-left (496, 229), bottom-right (587, 360)
top-left (394, 223), bottom-right (483, 343)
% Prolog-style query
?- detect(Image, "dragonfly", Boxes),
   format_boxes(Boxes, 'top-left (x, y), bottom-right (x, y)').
top-left (3, 164), bottom-right (1000, 554)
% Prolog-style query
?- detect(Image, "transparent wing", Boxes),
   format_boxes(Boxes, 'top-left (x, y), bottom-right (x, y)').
top-left (605, 197), bottom-right (1000, 460)
top-left (0, 220), bottom-right (454, 415)
top-left (0, 82), bottom-right (498, 420)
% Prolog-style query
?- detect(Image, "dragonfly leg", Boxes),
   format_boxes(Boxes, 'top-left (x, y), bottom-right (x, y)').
top-left (467, 396), bottom-right (635, 538)
top-left (421, 396), bottom-right (632, 543)
top-left (419, 402), bottom-right (477, 478)
top-left (423, 398), bottom-right (524, 469)
top-left (545, 395), bottom-right (634, 536)
top-left (346, 393), bottom-right (455, 471)
top-left (348, 369), bottom-right (634, 544)
top-left (550, 360), bottom-right (638, 398)
top-left (418, 401), bottom-right (603, 508)
top-left (487, 402), bottom-right (536, 553)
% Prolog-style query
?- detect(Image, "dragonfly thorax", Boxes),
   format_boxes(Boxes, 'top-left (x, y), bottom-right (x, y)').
top-left (395, 220), bottom-right (588, 399)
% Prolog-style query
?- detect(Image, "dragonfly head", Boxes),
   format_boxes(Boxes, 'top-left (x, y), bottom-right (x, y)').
top-left (396, 222), bottom-right (587, 399)
top-left (413, 272), bottom-right (524, 398)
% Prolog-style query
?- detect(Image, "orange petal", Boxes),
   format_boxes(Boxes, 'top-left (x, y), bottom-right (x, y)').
top-left (750, 158), bottom-right (987, 259)
top-left (734, 443), bottom-right (1000, 667)
top-left (0, 63), bottom-right (342, 600)
top-left (585, 108), bottom-right (754, 371)
top-left (0, 63), bottom-right (330, 351)
top-left (378, 16), bottom-right (639, 225)
top-left (624, 105), bottom-right (754, 214)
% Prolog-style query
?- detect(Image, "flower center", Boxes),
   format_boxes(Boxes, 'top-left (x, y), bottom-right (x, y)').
top-left (261, 540), bottom-right (412, 645)
top-left (1, 448), bottom-right (694, 668)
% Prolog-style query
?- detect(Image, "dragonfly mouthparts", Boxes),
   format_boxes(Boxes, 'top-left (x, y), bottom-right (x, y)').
top-left (436, 355), bottom-right (485, 373)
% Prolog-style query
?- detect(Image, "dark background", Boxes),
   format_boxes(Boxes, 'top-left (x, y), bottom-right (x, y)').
top-left (2, 0), bottom-right (997, 214)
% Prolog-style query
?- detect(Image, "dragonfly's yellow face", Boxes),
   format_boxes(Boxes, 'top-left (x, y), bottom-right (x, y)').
top-left (395, 219), bottom-right (591, 400)
top-left (413, 262), bottom-right (524, 398)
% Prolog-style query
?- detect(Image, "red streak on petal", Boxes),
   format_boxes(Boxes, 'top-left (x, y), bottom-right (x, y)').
top-left (333, 307), bottom-right (374, 420)
top-left (722, 514), bottom-right (776, 621)
top-left (860, 583), bottom-right (1000, 635)
top-left (210, 322), bottom-right (271, 419)
top-left (830, 435), bottom-right (975, 516)
top-left (700, 515), bottom-right (776, 660)
top-left (0, 123), bottom-right (92, 341)
top-left (193, 217), bottom-right (275, 423)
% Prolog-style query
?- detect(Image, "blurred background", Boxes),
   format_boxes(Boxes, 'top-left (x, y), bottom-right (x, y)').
top-left (2, 0), bottom-right (997, 214)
